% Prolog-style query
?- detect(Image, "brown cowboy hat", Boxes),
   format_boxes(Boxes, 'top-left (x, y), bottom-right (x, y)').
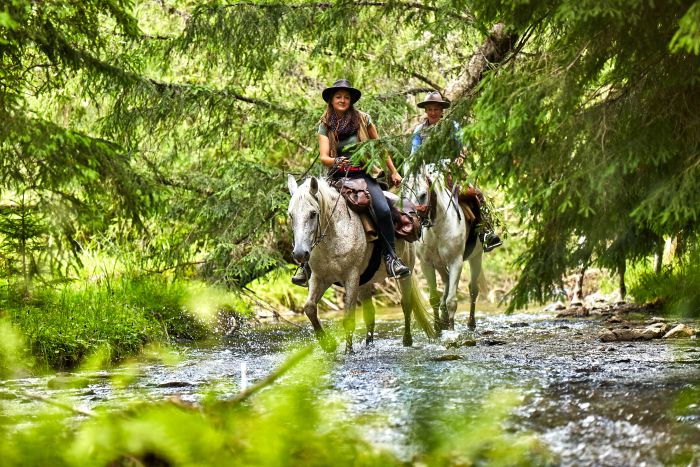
top-left (417, 91), bottom-right (450, 109)
top-left (322, 79), bottom-right (362, 103)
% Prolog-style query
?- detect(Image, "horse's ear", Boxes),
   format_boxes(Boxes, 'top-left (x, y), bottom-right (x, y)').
top-left (309, 176), bottom-right (318, 196)
top-left (287, 174), bottom-right (298, 195)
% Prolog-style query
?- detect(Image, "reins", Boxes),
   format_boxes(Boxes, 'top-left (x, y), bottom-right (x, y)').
top-left (309, 167), bottom-right (347, 250)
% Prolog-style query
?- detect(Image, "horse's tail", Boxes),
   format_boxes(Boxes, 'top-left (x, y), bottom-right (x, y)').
top-left (478, 269), bottom-right (489, 295)
top-left (409, 275), bottom-right (437, 339)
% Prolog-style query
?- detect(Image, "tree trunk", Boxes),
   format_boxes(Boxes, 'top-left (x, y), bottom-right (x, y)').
top-left (444, 23), bottom-right (518, 102)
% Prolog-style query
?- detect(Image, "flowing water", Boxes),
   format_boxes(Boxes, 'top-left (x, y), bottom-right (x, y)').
top-left (3, 308), bottom-right (700, 466)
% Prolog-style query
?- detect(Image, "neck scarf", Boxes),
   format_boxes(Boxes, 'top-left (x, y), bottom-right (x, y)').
top-left (328, 110), bottom-right (359, 141)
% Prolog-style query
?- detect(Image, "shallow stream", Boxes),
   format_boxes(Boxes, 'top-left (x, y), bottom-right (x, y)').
top-left (3, 308), bottom-right (700, 466)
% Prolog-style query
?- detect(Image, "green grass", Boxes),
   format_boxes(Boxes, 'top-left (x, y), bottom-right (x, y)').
top-left (0, 275), bottom-right (250, 371)
top-left (629, 246), bottom-right (700, 317)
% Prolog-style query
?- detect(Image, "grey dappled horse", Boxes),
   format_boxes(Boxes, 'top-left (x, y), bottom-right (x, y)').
top-left (405, 164), bottom-right (485, 331)
top-left (287, 175), bottom-right (434, 353)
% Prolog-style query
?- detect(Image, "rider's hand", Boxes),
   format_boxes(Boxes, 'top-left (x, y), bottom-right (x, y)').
top-left (455, 155), bottom-right (464, 167)
top-left (390, 171), bottom-right (402, 187)
top-left (335, 157), bottom-right (349, 170)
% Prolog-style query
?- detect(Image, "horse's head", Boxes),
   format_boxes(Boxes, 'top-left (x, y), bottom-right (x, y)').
top-left (407, 167), bottom-right (429, 205)
top-left (287, 174), bottom-right (321, 263)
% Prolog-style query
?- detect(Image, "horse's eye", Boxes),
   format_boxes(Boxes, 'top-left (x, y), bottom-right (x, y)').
top-left (309, 211), bottom-right (317, 219)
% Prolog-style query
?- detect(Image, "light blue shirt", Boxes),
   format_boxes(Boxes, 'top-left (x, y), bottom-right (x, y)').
top-left (411, 119), bottom-right (462, 157)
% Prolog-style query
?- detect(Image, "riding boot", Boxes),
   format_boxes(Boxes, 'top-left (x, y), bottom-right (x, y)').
top-left (480, 229), bottom-right (503, 252)
top-left (384, 253), bottom-right (411, 278)
top-left (291, 263), bottom-right (311, 287)
top-left (473, 190), bottom-right (502, 252)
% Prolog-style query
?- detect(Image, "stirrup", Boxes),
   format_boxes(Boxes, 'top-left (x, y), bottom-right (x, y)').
top-left (385, 256), bottom-right (411, 278)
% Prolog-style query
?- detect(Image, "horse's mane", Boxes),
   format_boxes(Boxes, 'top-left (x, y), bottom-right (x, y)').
top-left (296, 176), bottom-right (341, 219)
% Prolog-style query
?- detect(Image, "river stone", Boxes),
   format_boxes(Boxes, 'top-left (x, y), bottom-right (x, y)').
top-left (556, 307), bottom-right (590, 318)
top-left (47, 375), bottom-right (90, 389)
top-left (598, 323), bottom-right (668, 342)
top-left (605, 315), bottom-right (624, 324)
top-left (663, 324), bottom-right (696, 339)
top-left (445, 338), bottom-right (477, 348)
top-left (431, 354), bottom-right (463, 361)
top-left (544, 301), bottom-right (566, 312)
top-left (645, 316), bottom-right (668, 325)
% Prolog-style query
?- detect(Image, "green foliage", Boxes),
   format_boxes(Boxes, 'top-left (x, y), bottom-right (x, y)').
top-left (629, 241), bottom-right (700, 317)
top-left (461, 0), bottom-right (700, 308)
top-left (0, 319), bottom-right (30, 379)
top-left (0, 348), bottom-right (550, 466)
top-left (3, 0), bottom-right (699, 308)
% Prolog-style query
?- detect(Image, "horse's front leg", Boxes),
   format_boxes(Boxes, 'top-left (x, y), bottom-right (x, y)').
top-left (399, 274), bottom-right (414, 346)
top-left (467, 255), bottom-right (483, 330)
top-left (304, 277), bottom-right (337, 352)
top-left (359, 285), bottom-right (375, 346)
top-left (343, 277), bottom-right (361, 354)
top-left (437, 267), bottom-right (451, 330)
top-left (422, 262), bottom-right (442, 334)
top-left (445, 260), bottom-right (463, 331)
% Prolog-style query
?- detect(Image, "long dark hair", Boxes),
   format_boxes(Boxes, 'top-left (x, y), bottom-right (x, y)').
top-left (319, 100), bottom-right (360, 135)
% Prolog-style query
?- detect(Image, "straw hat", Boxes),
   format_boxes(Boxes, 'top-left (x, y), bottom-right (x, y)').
top-left (417, 91), bottom-right (450, 109)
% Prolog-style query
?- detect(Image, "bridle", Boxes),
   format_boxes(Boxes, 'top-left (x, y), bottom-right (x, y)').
top-left (411, 175), bottom-right (436, 228)
top-left (295, 178), bottom-right (344, 252)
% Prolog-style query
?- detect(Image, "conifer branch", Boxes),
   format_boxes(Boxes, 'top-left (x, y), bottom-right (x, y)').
top-left (217, 1), bottom-right (475, 22)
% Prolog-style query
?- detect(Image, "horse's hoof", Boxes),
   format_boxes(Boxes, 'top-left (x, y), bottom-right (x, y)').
top-left (467, 320), bottom-right (476, 330)
top-left (365, 333), bottom-right (374, 347)
top-left (344, 345), bottom-right (355, 355)
top-left (403, 335), bottom-right (413, 347)
top-left (448, 318), bottom-right (456, 331)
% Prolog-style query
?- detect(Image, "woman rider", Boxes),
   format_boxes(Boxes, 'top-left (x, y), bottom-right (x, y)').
top-left (292, 79), bottom-right (411, 286)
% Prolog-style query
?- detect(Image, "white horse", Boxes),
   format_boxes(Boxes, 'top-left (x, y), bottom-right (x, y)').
top-left (287, 174), bottom-right (434, 353)
top-left (405, 164), bottom-right (485, 331)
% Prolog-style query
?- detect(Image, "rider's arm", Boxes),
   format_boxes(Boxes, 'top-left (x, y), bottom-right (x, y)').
top-left (319, 133), bottom-right (335, 168)
top-left (369, 124), bottom-right (402, 186)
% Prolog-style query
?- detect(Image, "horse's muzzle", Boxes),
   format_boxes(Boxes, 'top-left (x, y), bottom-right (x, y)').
top-left (292, 248), bottom-right (310, 263)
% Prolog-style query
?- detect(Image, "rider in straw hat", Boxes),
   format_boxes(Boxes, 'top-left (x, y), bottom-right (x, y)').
top-left (411, 91), bottom-right (503, 252)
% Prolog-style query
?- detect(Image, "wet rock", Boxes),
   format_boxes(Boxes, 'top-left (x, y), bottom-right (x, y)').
top-left (157, 381), bottom-right (193, 388)
top-left (605, 315), bottom-right (624, 324)
top-left (544, 301), bottom-right (566, 312)
top-left (663, 324), bottom-right (696, 339)
top-left (645, 316), bottom-right (668, 325)
top-left (643, 322), bottom-right (669, 339)
top-left (47, 374), bottom-right (90, 389)
top-left (445, 338), bottom-right (477, 349)
top-left (482, 339), bottom-right (507, 346)
top-left (509, 322), bottom-right (530, 328)
top-left (430, 354), bottom-right (463, 362)
top-left (598, 323), bottom-right (667, 342)
top-left (557, 307), bottom-right (590, 318)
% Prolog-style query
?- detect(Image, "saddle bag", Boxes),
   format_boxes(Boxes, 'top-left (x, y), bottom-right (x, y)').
top-left (331, 178), bottom-right (372, 213)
